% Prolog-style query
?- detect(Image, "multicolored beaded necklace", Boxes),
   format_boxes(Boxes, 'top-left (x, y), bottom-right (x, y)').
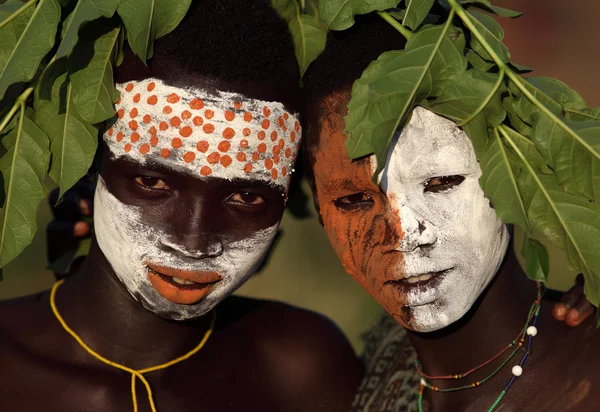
top-left (416, 283), bottom-right (543, 412)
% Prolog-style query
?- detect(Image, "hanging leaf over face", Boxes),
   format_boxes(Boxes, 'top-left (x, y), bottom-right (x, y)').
top-left (425, 68), bottom-right (505, 127)
top-left (271, 0), bottom-right (328, 80)
top-left (34, 61), bottom-right (98, 201)
top-left (344, 17), bottom-right (463, 178)
top-left (69, 20), bottom-right (121, 124)
top-left (0, 110), bottom-right (51, 268)
top-left (531, 115), bottom-right (600, 203)
top-left (0, 0), bottom-right (61, 101)
top-left (477, 128), bottom-right (529, 231)
top-left (117, 0), bottom-right (156, 63)
top-left (288, 13), bottom-right (327, 78)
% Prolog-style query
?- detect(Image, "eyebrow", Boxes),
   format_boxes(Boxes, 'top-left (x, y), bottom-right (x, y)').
top-left (324, 178), bottom-right (366, 193)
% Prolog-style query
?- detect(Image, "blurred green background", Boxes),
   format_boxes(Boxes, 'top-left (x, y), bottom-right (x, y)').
top-left (2, 0), bottom-right (600, 352)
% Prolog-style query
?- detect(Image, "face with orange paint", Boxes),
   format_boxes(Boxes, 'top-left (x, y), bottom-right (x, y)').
top-left (94, 79), bottom-right (302, 321)
top-left (311, 96), bottom-right (508, 332)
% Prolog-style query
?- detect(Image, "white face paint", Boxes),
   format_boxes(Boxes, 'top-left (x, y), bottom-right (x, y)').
top-left (379, 107), bottom-right (509, 332)
top-left (94, 177), bottom-right (278, 321)
top-left (94, 79), bottom-right (300, 321)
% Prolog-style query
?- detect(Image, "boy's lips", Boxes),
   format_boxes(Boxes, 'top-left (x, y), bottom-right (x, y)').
top-left (146, 263), bottom-right (222, 305)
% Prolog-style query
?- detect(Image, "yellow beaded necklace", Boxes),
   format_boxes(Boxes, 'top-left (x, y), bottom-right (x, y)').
top-left (50, 279), bottom-right (216, 412)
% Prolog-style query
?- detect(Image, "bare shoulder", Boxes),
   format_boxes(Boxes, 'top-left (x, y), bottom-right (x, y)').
top-left (223, 296), bottom-right (364, 412)
top-left (521, 317), bottom-right (600, 411)
top-left (0, 291), bottom-right (52, 343)
top-left (0, 291), bottom-right (60, 387)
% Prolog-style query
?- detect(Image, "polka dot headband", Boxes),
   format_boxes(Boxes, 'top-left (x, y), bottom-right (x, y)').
top-left (103, 78), bottom-right (302, 189)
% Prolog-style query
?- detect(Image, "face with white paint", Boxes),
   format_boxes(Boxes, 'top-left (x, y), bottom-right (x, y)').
top-left (94, 79), bottom-right (302, 321)
top-left (312, 98), bottom-right (508, 332)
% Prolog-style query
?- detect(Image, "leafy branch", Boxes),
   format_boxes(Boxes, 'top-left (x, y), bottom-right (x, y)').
top-left (0, 0), bottom-right (194, 270)
top-left (321, 0), bottom-right (600, 315)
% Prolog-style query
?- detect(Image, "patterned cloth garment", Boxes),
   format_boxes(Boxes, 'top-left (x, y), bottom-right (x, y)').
top-left (351, 314), bottom-right (420, 412)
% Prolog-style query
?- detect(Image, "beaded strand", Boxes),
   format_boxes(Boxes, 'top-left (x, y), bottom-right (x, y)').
top-left (416, 283), bottom-right (543, 412)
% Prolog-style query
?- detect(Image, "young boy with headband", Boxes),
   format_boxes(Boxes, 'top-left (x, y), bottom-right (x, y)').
top-left (0, 2), bottom-right (362, 411)
top-left (303, 13), bottom-right (600, 412)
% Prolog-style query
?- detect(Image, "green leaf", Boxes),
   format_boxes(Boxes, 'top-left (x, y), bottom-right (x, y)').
top-left (320, 0), bottom-right (399, 30)
top-left (0, 0), bottom-right (61, 100)
top-left (566, 107), bottom-right (600, 122)
top-left (458, 1), bottom-right (523, 18)
top-left (54, 0), bottom-right (120, 60)
top-left (69, 21), bottom-right (120, 124)
top-left (387, 7), bottom-right (405, 20)
top-left (503, 96), bottom-right (532, 137)
top-left (426, 69), bottom-right (506, 127)
top-left (404, 24), bottom-right (467, 96)
top-left (531, 114), bottom-right (600, 202)
top-left (288, 12), bottom-right (327, 78)
top-left (403, 0), bottom-right (434, 30)
top-left (271, 0), bottom-right (299, 20)
top-left (526, 77), bottom-right (586, 112)
top-left (505, 77), bottom-right (569, 127)
top-left (34, 60), bottom-right (98, 200)
top-left (0, 109), bottom-right (51, 268)
top-left (501, 124), bottom-right (600, 306)
top-left (0, 2), bottom-right (28, 23)
top-left (344, 17), bottom-right (460, 175)
top-left (467, 10), bottom-right (509, 63)
top-left (478, 127), bottom-right (529, 230)
top-left (509, 61), bottom-right (534, 74)
top-left (117, 0), bottom-right (156, 63)
top-left (153, 0), bottom-right (192, 39)
top-left (466, 49), bottom-right (494, 71)
top-left (501, 125), bottom-right (551, 175)
top-left (520, 234), bottom-right (550, 282)
top-left (345, 47), bottom-right (434, 161)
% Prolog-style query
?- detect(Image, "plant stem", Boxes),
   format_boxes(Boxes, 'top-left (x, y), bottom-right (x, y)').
top-left (378, 11), bottom-right (413, 40)
top-left (498, 124), bottom-right (591, 276)
top-left (448, 0), bottom-right (600, 161)
top-left (0, 0), bottom-right (38, 31)
top-left (0, 102), bottom-right (24, 258)
top-left (0, 86), bottom-right (34, 135)
top-left (458, 68), bottom-right (505, 126)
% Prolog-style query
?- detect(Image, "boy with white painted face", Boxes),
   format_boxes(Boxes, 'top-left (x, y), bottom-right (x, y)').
top-left (0, 2), bottom-right (362, 411)
top-left (303, 15), bottom-right (600, 412)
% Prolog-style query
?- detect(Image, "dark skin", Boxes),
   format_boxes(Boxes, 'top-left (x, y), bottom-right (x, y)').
top-left (409, 251), bottom-right (600, 412)
top-left (0, 75), bottom-right (362, 411)
top-left (309, 93), bottom-right (600, 411)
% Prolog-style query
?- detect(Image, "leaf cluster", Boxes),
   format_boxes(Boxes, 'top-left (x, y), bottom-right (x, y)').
top-left (0, 0), bottom-right (193, 269)
top-left (320, 0), bottom-right (600, 318)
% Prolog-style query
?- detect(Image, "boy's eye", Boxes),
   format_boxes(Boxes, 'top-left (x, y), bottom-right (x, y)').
top-left (334, 192), bottom-right (374, 211)
top-left (135, 176), bottom-right (169, 190)
top-left (229, 192), bottom-right (266, 206)
top-left (423, 175), bottom-right (465, 193)
top-left (227, 192), bottom-right (268, 213)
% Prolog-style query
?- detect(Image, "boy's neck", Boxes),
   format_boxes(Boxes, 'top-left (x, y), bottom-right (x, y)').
top-left (406, 249), bottom-right (539, 385)
top-left (53, 240), bottom-right (215, 370)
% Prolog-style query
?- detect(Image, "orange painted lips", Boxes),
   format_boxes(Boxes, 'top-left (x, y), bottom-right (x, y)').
top-left (146, 263), bottom-right (222, 305)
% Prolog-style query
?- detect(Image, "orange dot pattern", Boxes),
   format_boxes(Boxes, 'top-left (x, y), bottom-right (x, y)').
top-left (104, 78), bottom-right (301, 187)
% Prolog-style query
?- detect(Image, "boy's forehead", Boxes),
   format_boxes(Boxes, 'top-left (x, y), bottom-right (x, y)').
top-left (103, 78), bottom-right (302, 189)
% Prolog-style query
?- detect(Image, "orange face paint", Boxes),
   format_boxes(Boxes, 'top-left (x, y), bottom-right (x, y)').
top-left (310, 92), bottom-right (409, 329)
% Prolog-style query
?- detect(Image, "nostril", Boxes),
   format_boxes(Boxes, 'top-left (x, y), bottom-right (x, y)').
top-left (161, 236), bottom-right (223, 259)
top-left (418, 221), bottom-right (426, 235)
